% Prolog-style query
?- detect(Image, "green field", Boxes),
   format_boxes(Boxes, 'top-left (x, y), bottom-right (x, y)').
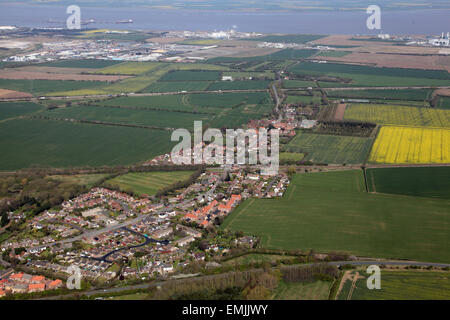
top-left (290, 62), bottom-right (450, 87)
top-left (272, 280), bottom-right (332, 300)
top-left (222, 71), bottom-right (275, 80)
top-left (0, 102), bottom-right (43, 120)
top-left (144, 81), bottom-right (211, 93)
top-left (47, 174), bottom-right (112, 188)
top-left (188, 92), bottom-right (272, 108)
top-left (41, 105), bottom-right (210, 129)
top-left (206, 80), bottom-right (271, 91)
top-left (39, 59), bottom-right (122, 69)
top-left (222, 170), bottom-right (450, 263)
top-left (284, 131), bottom-right (373, 164)
top-left (279, 152), bottom-right (305, 163)
top-left (94, 62), bottom-right (165, 75)
top-left (0, 119), bottom-right (174, 170)
top-left (86, 92), bottom-right (273, 128)
top-left (344, 104), bottom-right (450, 128)
top-left (207, 49), bottom-right (318, 63)
top-left (285, 94), bottom-right (322, 105)
top-left (247, 35), bottom-right (325, 44)
top-left (327, 89), bottom-right (433, 101)
top-left (437, 96), bottom-right (450, 110)
top-left (48, 62), bottom-right (229, 96)
top-left (366, 167), bottom-right (450, 199)
top-left (105, 171), bottom-right (195, 196)
top-left (223, 254), bottom-right (298, 267)
top-left (0, 79), bottom-right (105, 96)
top-left (160, 70), bottom-right (221, 81)
top-left (339, 270), bottom-right (450, 300)
top-left (282, 80), bottom-right (317, 89)
top-left (317, 51), bottom-right (351, 57)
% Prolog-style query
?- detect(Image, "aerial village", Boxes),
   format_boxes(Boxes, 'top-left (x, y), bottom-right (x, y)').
top-left (0, 165), bottom-right (289, 296)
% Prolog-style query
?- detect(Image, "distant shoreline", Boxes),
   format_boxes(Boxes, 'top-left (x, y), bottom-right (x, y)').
top-left (1, 4), bottom-right (449, 35)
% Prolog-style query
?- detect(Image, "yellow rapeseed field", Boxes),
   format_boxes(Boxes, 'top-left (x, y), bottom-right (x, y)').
top-left (344, 104), bottom-right (450, 128)
top-left (369, 126), bottom-right (450, 164)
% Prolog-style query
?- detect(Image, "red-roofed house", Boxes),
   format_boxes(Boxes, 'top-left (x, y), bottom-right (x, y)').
top-left (200, 220), bottom-right (209, 228)
top-left (28, 283), bottom-right (46, 293)
top-left (201, 200), bottom-right (218, 214)
top-left (31, 275), bottom-right (45, 283)
top-left (218, 203), bottom-right (231, 214)
top-left (48, 279), bottom-right (63, 290)
top-left (9, 273), bottom-right (23, 281)
top-left (184, 213), bottom-right (197, 221)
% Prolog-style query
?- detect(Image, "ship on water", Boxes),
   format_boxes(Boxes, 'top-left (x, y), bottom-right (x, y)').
top-left (116, 19), bottom-right (133, 24)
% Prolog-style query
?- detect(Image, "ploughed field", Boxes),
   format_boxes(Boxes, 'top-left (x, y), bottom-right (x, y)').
top-left (222, 170), bottom-right (450, 263)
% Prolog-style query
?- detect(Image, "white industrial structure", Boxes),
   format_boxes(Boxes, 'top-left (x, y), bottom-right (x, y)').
top-left (429, 32), bottom-right (450, 46)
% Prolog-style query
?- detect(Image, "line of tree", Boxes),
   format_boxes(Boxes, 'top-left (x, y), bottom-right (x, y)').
top-left (281, 263), bottom-right (338, 283)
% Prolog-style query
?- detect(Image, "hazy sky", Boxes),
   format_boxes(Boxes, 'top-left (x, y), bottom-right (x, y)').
top-left (2, 0), bottom-right (450, 11)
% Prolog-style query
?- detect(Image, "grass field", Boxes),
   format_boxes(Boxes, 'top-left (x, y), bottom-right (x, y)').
top-left (344, 104), bottom-right (450, 128)
top-left (105, 171), bottom-right (195, 196)
top-left (223, 254), bottom-right (298, 267)
top-left (247, 34), bottom-right (325, 44)
top-left (317, 51), bottom-right (351, 57)
top-left (366, 167), bottom-right (450, 199)
top-left (291, 62), bottom-right (450, 80)
top-left (41, 105), bottom-right (210, 129)
top-left (0, 102), bottom-right (43, 120)
top-left (339, 270), bottom-right (450, 300)
top-left (90, 92), bottom-right (272, 128)
top-left (290, 62), bottom-right (450, 87)
top-left (328, 89), bottom-right (433, 101)
top-left (282, 80), bottom-right (317, 89)
top-left (0, 119), bottom-right (174, 170)
top-left (94, 62), bottom-right (165, 75)
top-left (437, 96), bottom-right (450, 110)
top-left (222, 71), bottom-right (275, 80)
top-left (47, 174), bottom-right (112, 188)
top-left (144, 81), bottom-right (211, 93)
top-left (206, 80), bottom-right (271, 91)
top-left (160, 70), bottom-right (221, 81)
top-left (222, 170), bottom-right (450, 263)
top-left (272, 280), bottom-right (332, 300)
top-left (285, 94), bottom-right (322, 105)
top-left (88, 92), bottom-right (272, 129)
top-left (285, 131), bottom-right (373, 164)
top-left (48, 62), bottom-right (229, 96)
top-left (369, 126), bottom-right (450, 164)
top-left (188, 92), bottom-right (272, 108)
top-left (0, 79), bottom-right (105, 96)
top-left (280, 152), bottom-right (305, 162)
top-left (207, 49), bottom-right (317, 63)
top-left (39, 59), bottom-right (122, 69)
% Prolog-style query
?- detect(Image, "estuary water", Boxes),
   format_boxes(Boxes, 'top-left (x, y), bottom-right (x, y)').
top-left (0, 3), bottom-right (449, 35)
